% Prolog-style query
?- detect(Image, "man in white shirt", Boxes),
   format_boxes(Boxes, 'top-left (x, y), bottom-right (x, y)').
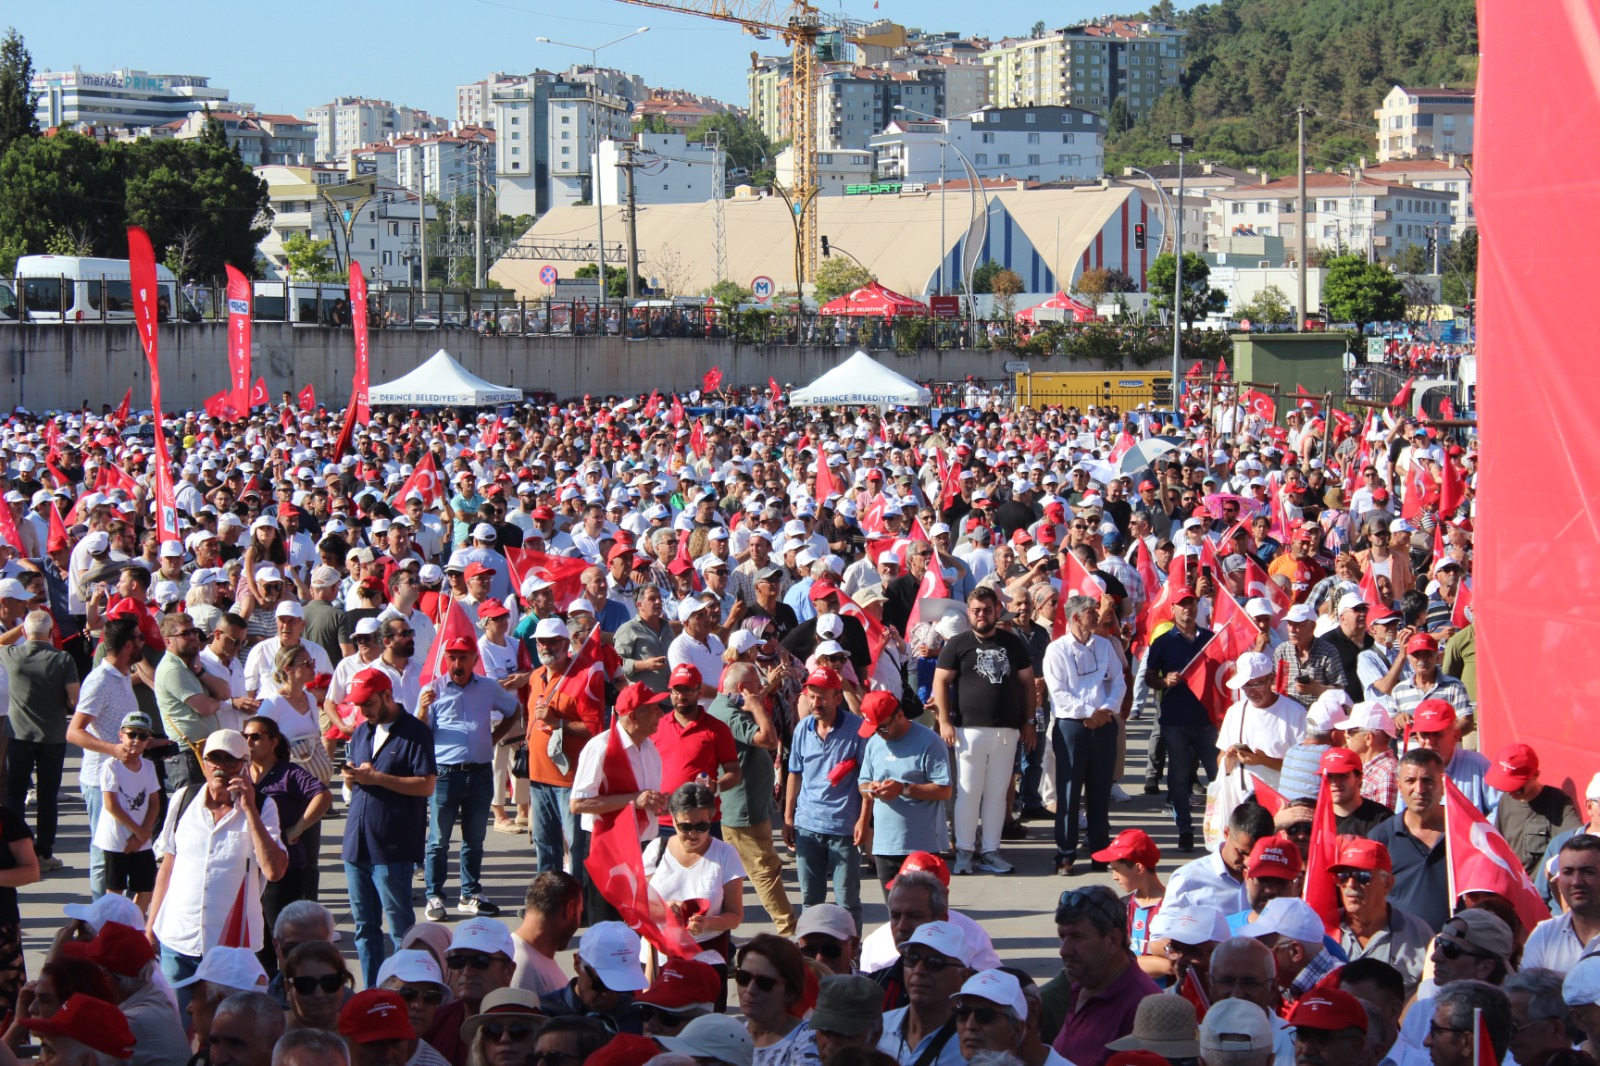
top-left (243, 602), bottom-right (335, 701)
top-left (1167, 802), bottom-right (1278, 916)
top-left (666, 598), bottom-right (724, 708)
top-left (509, 870), bottom-right (583, 996)
top-left (198, 614), bottom-right (258, 733)
top-left (570, 681), bottom-right (670, 916)
top-left (1218, 651), bottom-right (1306, 795)
top-left (1521, 834), bottom-right (1600, 972)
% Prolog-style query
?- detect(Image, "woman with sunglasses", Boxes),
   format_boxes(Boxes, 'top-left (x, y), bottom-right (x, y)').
top-left (460, 988), bottom-right (546, 1066)
top-left (733, 934), bottom-right (819, 1066)
top-left (644, 783), bottom-right (745, 1009)
top-left (282, 941), bottom-right (353, 1033)
top-left (376, 948), bottom-right (454, 1053)
top-left (243, 714), bottom-right (330, 968)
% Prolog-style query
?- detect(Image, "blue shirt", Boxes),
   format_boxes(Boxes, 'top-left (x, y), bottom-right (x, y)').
top-left (427, 673), bottom-right (519, 766)
top-left (788, 710), bottom-right (867, 836)
top-left (1146, 626), bottom-right (1215, 729)
top-left (858, 720), bottom-right (952, 856)
top-left (784, 579), bottom-right (817, 624)
top-left (1278, 741), bottom-right (1330, 801)
top-left (343, 711), bottom-right (437, 865)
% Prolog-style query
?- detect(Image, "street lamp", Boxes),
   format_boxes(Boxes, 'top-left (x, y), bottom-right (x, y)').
top-left (894, 105), bottom-right (949, 294)
top-left (1169, 133), bottom-right (1192, 413)
top-left (1123, 167), bottom-right (1175, 257)
top-left (893, 104), bottom-right (984, 339)
top-left (537, 27), bottom-right (649, 320)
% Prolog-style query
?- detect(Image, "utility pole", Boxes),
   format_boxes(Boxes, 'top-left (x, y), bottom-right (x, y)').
top-left (1169, 133), bottom-right (1191, 410)
top-left (707, 130), bottom-right (727, 283)
top-left (473, 143), bottom-right (486, 290)
top-left (619, 140), bottom-right (640, 299)
top-left (1296, 103), bottom-right (1311, 330)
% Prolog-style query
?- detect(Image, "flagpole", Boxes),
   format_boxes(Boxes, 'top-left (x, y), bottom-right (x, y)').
top-left (1472, 1007), bottom-right (1481, 1066)
top-left (1443, 777), bottom-right (1458, 911)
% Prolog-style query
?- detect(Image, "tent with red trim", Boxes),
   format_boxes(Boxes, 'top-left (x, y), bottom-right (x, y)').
top-left (818, 281), bottom-right (930, 317)
top-left (1016, 291), bottom-right (1100, 324)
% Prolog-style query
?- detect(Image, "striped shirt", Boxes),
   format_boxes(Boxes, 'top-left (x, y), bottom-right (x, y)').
top-left (1272, 637), bottom-right (1347, 708)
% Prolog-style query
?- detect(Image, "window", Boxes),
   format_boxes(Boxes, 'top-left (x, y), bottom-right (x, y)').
top-left (981, 132), bottom-right (994, 143)
top-left (1027, 132), bottom-right (1039, 143)
top-left (511, 162), bottom-right (520, 170)
top-left (987, 112), bottom-right (999, 123)
top-left (1230, 202), bottom-right (1246, 215)
top-left (1257, 202), bottom-right (1271, 214)
top-left (975, 153), bottom-right (988, 165)
top-left (997, 154), bottom-right (1010, 165)
top-left (1025, 112), bottom-right (1036, 123)
top-left (1323, 225), bottom-right (1337, 237)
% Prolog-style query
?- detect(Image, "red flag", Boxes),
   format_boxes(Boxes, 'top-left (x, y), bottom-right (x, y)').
top-left (297, 384), bottom-right (316, 412)
top-left (249, 377), bottom-right (268, 408)
top-left (669, 394), bottom-right (686, 428)
top-left (0, 499), bottom-right (23, 554)
top-left (1240, 389), bottom-right (1276, 423)
top-left (96, 464), bottom-right (138, 497)
top-left (1294, 385), bottom-right (1324, 417)
top-left (1251, 777), bottom-right (1285, 815)
top-left (1451, 579), bottom-right (1473, 629)
top-left (555, 625), bottom-right (609, 722)
top-left (224, 265), bottom-right (252, 414)
top-left (203, 389), bottom-right (240, 421)
top-left (1442, 777), bottom-right (1549, 933)
top-left (701, 366), bottom-right (723, 394)
top-left (1131, 538), bottom-right (1162, 653)
top-left (421, 594), bottom-right (477, 686)
top-left (1329, 408), bottom-right (1355, 441)
top-left (1402, 462), bottom-right (1439, 520)
top-left (938, 462), bottom-right (963, 513)
top-left (1177, 968), bottom-right (1209, 1021)
top-left (642, 391), bottom-right (661, 419)
top-left (1108, 430), bottom-right (1138, 465)
top-left (1185, 362), bottom-right (1205, 379)
top-left (838, 599), bottom-right (889, 678)
top-left (43, 456), bottom-right (69, 490)
top-left (46, 503), bottom-right (69, 555)
top-left (113, 387), bottom-right (132, 424)
top-left (861, 495), bottom-right (888, 537)
top-left (330, 393), bottom-right (359, 461)
top-left (349, 262), bottom-right (372, 425)
top-left (909, 518), bottom-right (931, 544)
top-left (1144, 550), bottom-right (1190, 633)
top-left (1243, 554), bottom-right (1289, 620)
top-left (1474, 1008), bottom-right (1500, 1066)
top-left (1439, 458), bottom-right (1466, 517)
top-left (813, 453), bottom-right (838, 503)
top-left (218, 878), bottom-right (253, 949)
top-left (151, 447), bottom-right (180, 545)
top-left (1181, 589), bottom-right (1256, 725)
top-left (906, 563), bottom-right (949, 629)
top-left (127, 228), bottom-right (164, 417)
top-left (767, 376), bottom-right (781, 404)
top-left (391, 451), bottom-right (443, 507)
top-left (688, 420), bottom-right (707, 458)
top-left (1441, 396), bottom-right (1458, 421)
top-left (1303, 775), bottom-right (1342, 935)
top-left (481, 416), bottom-right (501, 449)
top-left (502, 547), bottom-right (589, 611)
top-left (1390, 376), bottom-right (1415, 410)
top-left (1358, 560), bottom-right (1384, 608)
top-left (1214, 358), bottom-right (1230, 383)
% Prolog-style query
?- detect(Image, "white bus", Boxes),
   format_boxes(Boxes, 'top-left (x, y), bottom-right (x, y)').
top-left (15, 255), bottom-right (197, 323)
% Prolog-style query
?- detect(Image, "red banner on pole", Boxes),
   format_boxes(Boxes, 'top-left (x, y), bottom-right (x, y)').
top-left (225, 266), bottom-right (252, 414)
top-left (350, 262), bottom-right (371, 425)
top-left (298, 383), bottom-right (316, 412)
top-left (127, 228), bottom-right (164, 418)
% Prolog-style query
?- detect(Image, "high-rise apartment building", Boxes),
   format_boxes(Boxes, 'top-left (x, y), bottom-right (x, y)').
top-left (306, 97), bottom-right (441, 162)
top-left (982, 20), bottom-right (1185, 120)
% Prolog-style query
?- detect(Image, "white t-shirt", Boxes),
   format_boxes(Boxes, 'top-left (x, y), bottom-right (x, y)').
top-left (667, 633), bottom-right (726, 709)
top-left (511, 935), bottom-right (569, 996)
top-left (1217, 694), bottom-right (1305, 793)
top-left (94, 756), bottom-right (159, 853)
top-left (478, 636), bottom-right (520, 681)
top-left (256, 694), bottom-right (321, 744)
top-left (643, 836), bottom-right (746, 964)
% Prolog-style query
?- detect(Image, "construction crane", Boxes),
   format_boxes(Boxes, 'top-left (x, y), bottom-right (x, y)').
top-left (612, 0), bottom-right (903, 285)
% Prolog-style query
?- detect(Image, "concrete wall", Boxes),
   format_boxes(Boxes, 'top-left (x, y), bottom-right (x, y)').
top-left (0, 323), bottom-right (1120, 412)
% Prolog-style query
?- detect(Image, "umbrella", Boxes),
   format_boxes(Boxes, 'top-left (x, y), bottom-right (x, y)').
top-left (1079, 459), bottom-right (1120, 486)
top-left (1119, 436), bottom-right (1185, 475)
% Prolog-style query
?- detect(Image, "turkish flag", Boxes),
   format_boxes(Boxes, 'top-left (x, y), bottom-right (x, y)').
top-left (1329, 408), bottom-right (1355, 441)
top-left (1243, 554), bottom-right (1289, 620)
top-left (1052, 551), bottom-right (1108, 637)
top-left (814, 453), bottom-right (839, 503)
top-left (0, 499), bottom-right (23, 554)
top-left (203, 390), bottom-right (240, 421)
top-left (861, 495), bottom-right (888, 537)
top-left (46, 503), bottom-right (69, 554)
top-left (1452, 579), bottom-right (1473, 629)
top-left (906, 563), bottom-right (949, 629)
top-left (481, 416), bottom-right (501, 450)
top-left (1215, 358), bottom-right (1230, 383)
top-left (1439, 458), bottom-right (1467, 517)
top-left (1108, 430), bottom-right (1138, 465)
top-left (1130, 538), bottom-right (1162, 654)
top-left (1442, 777), bottom-right (1548, 932)
top-left (1441, 396), bottom-right (1458, 421)
top-left (1390, 376), bottom-right (1415, 410)
top-left (939, 462), bottom-right (963, 512)
top-left (392, 451), bottom-right (443, 507)
top-left (702, 366), bottom-right (723, 394)
top-left (330, 391), bottom-right (358, 461)
top-left (767, 376), bottom-right (782, 404)
top-left (297, 384), bottom-right (316, 412)
top-left (1177, 967), bottom-right (1210, 1022)
top-left (421, 594), bottom-right (478, 686)
top-left (95, 464), bottom-right (138, 497)
top-left (1303, 774), bottom-right (1342, 934)
top-left (113, 387), bottom-right (132, 424)
top-left (1294, 385), bottom-right (1324, 416)
top-left (555, 625), bottom-right (611, 724)
top-left (502, 546), bottom-right (589, 611)
top-left (218, 878), bottom-right (254, 948)
top-left (642, 391), bottom-right (661, 420)
top-left (688, 420), bottom-right (707, 458)
top-left (1252, 777), bottom-right (1286, 815)
top-left (1241, 388), bottom-right (1276, 423)
top-left (250, 377), bottom-right (269, 408)
top-left (1181, 589), bottom-right (1256, 725)
top-left (1144, 550), bottom-right (1189, 634)
top-left (1402, 462), bottom-right (1439, 520)
top-left (1358, 559), bottom-right (1384, 607)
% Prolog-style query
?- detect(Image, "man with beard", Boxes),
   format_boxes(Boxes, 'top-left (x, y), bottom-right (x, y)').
top-left (524, 618), bottom-right (601, 877)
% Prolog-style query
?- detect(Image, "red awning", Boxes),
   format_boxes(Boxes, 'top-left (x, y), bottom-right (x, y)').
top-left (1015, 291), bottom-right (1100, 323)
top-left (819, 281), bottom-right (930, 317)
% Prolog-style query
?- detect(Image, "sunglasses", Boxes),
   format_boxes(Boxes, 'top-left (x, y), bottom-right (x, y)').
top-left (635, 1006), bottom-right (691, 1029)
top-left (290, 973), bottom-right (346, 995)
top-left (205, 753), bottom-right (243, 766)
top-left (734, 969), bottom-right (782, 992)
top-left (901, 951), bottom-right (958, 973)
top-left (799, 938), bottom-right (843, 961)
top-left (392, 985), bottom-right (445, 1005)
top-left (447, 953), bottom-right (499, 971)
top-left (1436, 939), bottom-right (1492, 962)
top-left (1334, 870), bottom-right (1376, 887)
top-left (482, 1023), bottom-right (536, 1042)
top-left (676, 821), bottom-right (712, 836)
top-left (530, 1054), bottom-right (579, 1066)
top-left (121, 730), bottom-right (151, 741)
top-left (954, 1005), bottom-right (1005, 1025)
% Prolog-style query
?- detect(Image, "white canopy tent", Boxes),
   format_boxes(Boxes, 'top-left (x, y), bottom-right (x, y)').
top-left (368, 349), bottom-right (522, 407)
top-left (788, 350), bottom-right (933, 407)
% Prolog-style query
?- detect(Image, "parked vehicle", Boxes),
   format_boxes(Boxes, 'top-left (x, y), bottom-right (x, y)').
top-left (251, 280), bottom-right (351, 325)
top-left (15, 255), bottom-right (200, 322)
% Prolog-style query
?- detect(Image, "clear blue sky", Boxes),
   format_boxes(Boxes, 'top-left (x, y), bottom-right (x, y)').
top-left (13, 0), bottom-right (1187, 121)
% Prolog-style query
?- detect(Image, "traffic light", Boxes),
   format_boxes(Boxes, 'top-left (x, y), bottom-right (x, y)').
top-left (1133, 223), bottom-right (1146, 250)
top-left (1425, 232), bottom-right (1436, 257)
top-left (821, 235), bottom-right (832, 258)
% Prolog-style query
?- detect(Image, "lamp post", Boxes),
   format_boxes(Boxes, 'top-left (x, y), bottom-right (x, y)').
top-left (1169, 133), bottom-right (1192, 414)
top-left (893, 105), bottom-right (949, 294)
top-left (537, 27), bottom-right (649, 322)
top-left (893, 105), bottom-right (983, 339)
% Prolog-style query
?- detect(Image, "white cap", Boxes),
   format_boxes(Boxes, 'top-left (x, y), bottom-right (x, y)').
top-left (1567, 956), bottom-right (1600, 1008)
top-left (953, 969), bottom-right (1026, 1020)
top-left (1283, 603), bottom-right (1316, 624)
top-left (353, 617), bottom-right (382, 637)
top-left (1149, 905), bottom-right (1230, 946)
top-left (171, 946), bottom-right (269, 991)
top-left (376, 949), bottom-right (446, 989)
top-left (152, 581), bottom-right (182, 606)
top-left (275, 601), bottom-right (304, 620)
top-left (1244, 597), bottom-right (1275, 618)
top-left (1238, 897), bottom-right (1325, 943)
top-left (903, 920), bottom-right (972, 966)
top-left (82, 530), bottom-right (111, 554)
top-left (678, 597), bottom-right (715, 622)
top-left (254, 564), bottom-right (283, 583)
top-left (63, 892), bottom-right (145, 932)
top-left (1226, 651), bottom-right (1275, 689)
top-left (1389, 518), bottom-right (1414, 534)
top-left (0, 579), bottom-right (30, 602)
top-left (1200, 999), bottom-right (1275, 1052)
top-left (472, 522), bottom-right (498, 542)
top-left (1026, 545), bottom-right (1050, 564)
top-left (658, 1016), bottom-right (754, 1066)
top-left (728, 630), bottom-right (762, 655)
top-left (815, 639), bottom-right (847, 658)
top-left (532, 617), bottom-right (570, 641)
top-left (521, 575), bottom-right (553, 597)
top-left (159, 540), bottom-right (184, 558)
top-left (578, 921), bottom-right (648, 992)
top-left (449, 917), bottom-right (515, 959)
top-left (1339, 592), bottom-right (1370, 613)
top-left (1347, 699), bottom-right (1398, 738)
top-left (1306, 690), bottom-right (1354, 732)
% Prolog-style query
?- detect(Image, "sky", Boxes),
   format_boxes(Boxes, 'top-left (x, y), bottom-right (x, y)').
top-left (13, 0), bottom-right (1183, 122)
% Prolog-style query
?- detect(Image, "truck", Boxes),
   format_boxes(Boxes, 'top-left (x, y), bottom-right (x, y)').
top-left (1012, 370), bottom-right (1174, 412)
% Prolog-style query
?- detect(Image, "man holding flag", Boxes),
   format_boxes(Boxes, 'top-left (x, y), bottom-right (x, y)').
top-left (1143, 586), bottom-right (1216, 853)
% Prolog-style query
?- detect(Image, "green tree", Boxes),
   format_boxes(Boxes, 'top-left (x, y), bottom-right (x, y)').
top-left (1237, 284), bottom-right (1292, 325)
top-left (1145, 251), bottom-right (1226, 326)
top-left (1440, 227), bottom-right (1477, 306)
top-left (574, 262), bottom-right (627, 298)
top-left (1322, 254), bottom-right (1404, 344)
top-left (970, 259), bottom-right (1004, 295)
top-left (812, 257), bottom-right (873, 305)
top-left (123, 137), bottom-right (271, 280)
top-left (1075, 266), bottom-right (1138, 301)
top-left (1031, 19), bottom-right (1047, 37)
top-left (0, 28), bottom-right (39, 159)
top-left (281, 233), bottom-right (339, 282)
top-left (633, 114), bottom-right (673, 135)
top-left (688, 111), bottom-right (772, 180)
top-left (1388, 242), bottom-right (1430, 275)
top-left (0, 132), bottom-right (128, 261)
top-left (1106, 98), bottom-right (1132, 136)
top-left (704, 279), bottom-right (753, 304)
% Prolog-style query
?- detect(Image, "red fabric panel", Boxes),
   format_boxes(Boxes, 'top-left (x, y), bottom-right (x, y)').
top-left (1474, 0), bottom-right (1600, 796)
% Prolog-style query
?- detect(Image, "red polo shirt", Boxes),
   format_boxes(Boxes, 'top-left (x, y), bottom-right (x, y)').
top-left (652, 708), bottom-right (737, 825)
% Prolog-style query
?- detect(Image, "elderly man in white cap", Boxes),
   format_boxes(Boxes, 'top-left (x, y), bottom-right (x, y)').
top-left (523, 616), bottom-right (599, 877)
top-left (174, 946), bottom-right (271, 1063)
top-left (878, 921), bottom-right (972, 1066)
top-left (244, 601), bottom-right (334, 701)
top-left (1217, 651), bottom-right (1306, 795)
top-left (951, 969), bottom-right (1033, 1063)
top-left (1198, 998), bottom-right (1275, 1066)
top-left (1344, 699), bottom-right (1400, 809)
top-left (1243, 597), bottom-right (1285, 654)
top-left (1148, 905), bottom-right (1231, 998)
top-left (660, 1015), bottom-right (755, 1066)
top-left (1271, 602), bottom-right (1346, 709)
top-left (1276, 690), bottom-right (1351, 801)
top-left (1238, 898), bottom-right (1341, 1010)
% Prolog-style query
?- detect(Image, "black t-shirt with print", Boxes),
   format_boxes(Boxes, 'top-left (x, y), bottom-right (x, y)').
top-left (935, 629), bottom-right (1033, 729)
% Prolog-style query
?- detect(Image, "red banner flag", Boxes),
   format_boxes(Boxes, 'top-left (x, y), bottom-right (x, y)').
top-left (1439, 458), bottom-right (1467, 518)
top-left (113, 387), bottom-right (132, 424)
top-left (688, 420), bottom-right (707, 458)
top-left (1131, 538), bottom-right (1162, 654)
top-left (421, 594), bottom-right (478, 686)
top-left (225, 265), bottom-right (253, 414)
top-left (250, 377), bottom-right (268, 408)
top-left (702, 366), bottom-right (723, 394)
top-left (330, 394), bottom-right (358, 461)
top-left (1443, 777), bottom-right (1549, 933)
top-left (1390, 376), bottom-right (1415, 410)
top-left (1181, 588), bottom-right (1256, 725)
top-left (502, 547), bottom-right (589, 611)
top-left (813, 453), bottom-right (839, 504)
top-left (350, 262), bottom-right (371, 425)
top-left (1441, 396), bottom-right (1458, 421)
top-left (297, 384), bottom-right (316, 412)
top-left (1303, 774), bottom-right (1342, 935)
top-left (0, 499), bottom-right (23, 554)
top-left (906, 563), bottom-right (950, 629)
top-left (1452, 579), bottom-right (1473, 629)
top-left (127, 227), bottom-right (164, 416)
top-left (391, 451), bottom-right (443, 507)
top-left (669, 394), bottom-right (685, 428)
top-left (480, 416), bottom-right (501, 449)
top-left (1240, 388), bottom-right (1276, 424)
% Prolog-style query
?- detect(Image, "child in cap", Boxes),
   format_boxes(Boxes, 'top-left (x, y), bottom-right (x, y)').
top-left (94, 710), bottom-right (160, 909)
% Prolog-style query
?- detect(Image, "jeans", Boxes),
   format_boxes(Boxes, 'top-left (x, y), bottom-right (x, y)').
top-left (1051, 718), bottom-right (1116, 861)
top-left (159, 943), bottom-right (202, 1017)
top-left (1145, 714), bottom-right (1167, 787)
top-left (425, 764), bottom-right (493, 901)
top-left (1018, 727), bottom-right (1046, 814)
top-left (952, 727), bottom-right (1017, 855)
top-left (1164, 723), bottom-right (1219, 836)
top-left (343, 861), bottom-right (416, 989)
top-left (723, 822), bottom-right (796, 936)
top-left (531, 782), bottom-right (576, 874)
top-left (794, 827), bottom-right (862, 934)
top-left (81, 783), bottom-right (108, 898)
top-left (6, 741), bottom-right (65, 857)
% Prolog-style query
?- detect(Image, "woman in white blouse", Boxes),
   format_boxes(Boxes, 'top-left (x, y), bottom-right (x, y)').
top-left (256, 645), bottom-right (322, 750)
top-left (643, 782), bottom-right (745, 1009)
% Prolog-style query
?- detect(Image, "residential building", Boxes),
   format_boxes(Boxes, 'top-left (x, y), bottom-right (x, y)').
top-left (1118, 162), bottom-right (1263, 253)
top-left (255, 166), bottom-right (436, 286)
top-left (306, 97), bottom-right (440, 162)
top-left (1374, 85), bottom-right (1474, 162)
top-left (489, 79), bottom-right (549, 217)
top-left (393, 127), bottom-right (494, 201)
top-left (31, 67), bottom-right (233, 131)
top-left (749, 55), bottom-right (793, 143)
top-left (1205, 172), bottom-right (1457, 260)
top-left (457, 72), bottom-right (531, 128)
top-left (597, 133), bottom-right (716, 205)
top-left (547, 85), bottom-right (633, 210)
top-left (775, 145), bottom-right (873, 195)
top-left (557, 65), bottom-right (648, 107)
top-left (872, 106), bottom-right (1105, 185)
top-left (161, 110), bottom-right (316, 167)
top-left (633, 89), bottom-right (736, 133)
top-left (349, 142), bottom-right (399, 184)
top-left (1360, 156), bottom-right (1474, 237)
top-left (981, 20), bottom-right (1185, 119)
top-left (818, 68), bottom-right (939, 150)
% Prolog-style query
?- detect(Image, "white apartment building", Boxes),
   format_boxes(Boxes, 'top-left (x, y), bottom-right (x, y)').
top-left (1205, 172), bottom-right (1457, 260)
top-left (255, 166), bottom-right (436, 286)
top-left (1375, 85), bottom-right (1474, 162)
top-left (1360, 157), bottom-right (1474, 238)
top-left (872, 106), bottom-right (1105, 185)
top-left (306, 97), bottom-right (440, 162)
top-left (167, 111), bottom-right (315, 167)
top-left (596, 134), bottom-right (716, 205)
top-left (393, 128), bottom-right (494, 201)
top-left (31, 68), bottom-right (232, 130)
top-left (775, 145), bottom-right (874, 195)
top-left (982, 21), bottom-right (1185, 118)
top-left (490, 83), bottom-right (543, 217)
top-left (456, 72), bottom-right (530, 128)
top-left (548, 91), bottom-right (633, 210)
top-left (818, 70), bottom-right (939, 150)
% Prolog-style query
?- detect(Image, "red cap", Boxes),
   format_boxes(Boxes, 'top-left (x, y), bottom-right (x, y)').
top-left (890, 850), bottom-right (950, 889)
top-left (615, 682), bottom-right (669, 717)
top-left (339, 989), bottom-right (416, 1044)
top-left (1412, 698), bottom-right (1458, 733)
top-left (105, 597), bottom-right (144, 620)
top-left (1485, 742), bottom-right (1539, 791)
top-left (808, 580), bottom-right (841, 603)
top-left (582, 1034), bottom-right (661, 1066)
top-left (1036, 525), bottom-right (1057, 544)
top-left (477, 599), bottom-right (509, 621)
top-left (1318, 748), bottom-right (1364, 775)
top-left (1090, 828), bottom-right (1161, 868)
top-left (531, 506), bottom-right (555, 520)
top-left (1245, 835), bottom-right (1303, 880)
top-left (1108, 1054), bottom-right (1171, 1066)
top-left (634, 958), bottom-right (720, 1010)
top-left (1294, 526), bottom-right (1317, 542)
top-left (607, 543), bottom-right (636, 563)
top-left (444, 637), bottom-right (476, 655)
top-left (856, 689), bottom-right (899, 737)
top-left (277, 502), bottom-right (295, 518)
top-left (668, 663), bottom-right (702, 690)
top-left (1332, 837), bottom-right (1392, 873)
top-left (1010, 529), bottom-right (1033, 545)
top-left (20, 995), bottom-right (135, 1058)
top-left (1138, 480), bottom-right (1156, 491)
top-left (631, 555), bottom-right (654, 571)
top-left (1286, 989), bottom-right (1369, 1034)
top-left (60, 920), bottom-right (153, 977)
top-left (463, 561), bottom-right (497, 579)
top-left (1405, 633), bottom-right (1439, 655)
top-left (667, 557), bottom-right (694, 575)
top-left (806, 665), bottom-right (843, 692)
top-left (346, 667), bottom-right (393, 705)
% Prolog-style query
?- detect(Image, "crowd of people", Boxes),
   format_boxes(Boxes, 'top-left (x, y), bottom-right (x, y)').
top-left (0, 373), bottom-right (1587, 1066)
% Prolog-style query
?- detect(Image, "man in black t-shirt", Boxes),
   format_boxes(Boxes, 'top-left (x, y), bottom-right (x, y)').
top-left (930, 587), bottom-right (1038, 876)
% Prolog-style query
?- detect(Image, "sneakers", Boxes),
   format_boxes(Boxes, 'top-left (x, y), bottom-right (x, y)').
top-left (974, 851), bottom-right (1013, 875)
top-left (37, 856), bottom-right (63, 872)
top-left (425, 897), bottom-right (446, 921)
top-left (1001, 819), bottom-right (1028, 841)
top-left (1109, 785), bottom-right (1132, 803)
top-left (460, 896), bottom-right (500, 918)
top-left (952, 851), bottom-right (974, 876)
top-left (1142, 782), bottom-right (1162, 795)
